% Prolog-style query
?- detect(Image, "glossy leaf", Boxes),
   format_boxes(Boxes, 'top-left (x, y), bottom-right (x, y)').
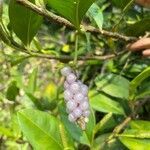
top-left (59, 104), bottom-right (95, 146)
top-left (89, 91), bottom-right (125, 115)
top-left (47, 0), bottom-right (95, 28)
top-left (130, 120), bottom-right (150, 130)
top-left (118, 129), bottom-right (150, 138)
top-left (93, 133), bottom-right (125, 150)
top-left (119, 137), bottom-right (150, 150)
top-left (95, 73), bottom-right (129, 99)
top-left (88, 3), bottom-right (103, 30)
top-left (17, 109), bottom-right (63, 150)
top-left (129, 67), bottom-right (150, 100)
top-left (9, 0), bottom-right (43, 45)
top-left (94, 113), bottom-right (113, 135)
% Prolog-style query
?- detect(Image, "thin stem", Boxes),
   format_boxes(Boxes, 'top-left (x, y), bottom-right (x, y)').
top-left (74, 31), bottom-right (79, 67)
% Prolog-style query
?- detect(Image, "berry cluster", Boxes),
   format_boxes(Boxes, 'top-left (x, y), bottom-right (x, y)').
top-left (61, 66), bottom-right (90, 129)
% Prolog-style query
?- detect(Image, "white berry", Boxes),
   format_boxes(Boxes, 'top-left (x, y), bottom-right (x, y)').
top-left (66, 100), bottom-right (77, 111)
top-left (68, 113), bottom-right (76, 122)
top-left (66, 73), bottom-right (77, 83)
top-left (64, 90), bottom-right (73, 101)
top-left (74, 93), bottom-right (84, 103)
top-left (79, 101), bottom-right (89, 110)
top-left (73, 107), bottom-right (82, 118)
top-left (81, 84), bottom-right (88, 95)
top-left (61, 67), bottom-right (72, 76)
top-left (64, 81), bottom-right (69, 89)
top-left (83, 110), bottom-right (90, 117)
top-left (70, 82), bottom-right (80, 93)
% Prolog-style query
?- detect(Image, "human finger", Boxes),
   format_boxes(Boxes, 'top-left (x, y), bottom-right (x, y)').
top-left (128, 38), bottom-right (150, 51)
top-left (142, 49), bottom-right (150, 57)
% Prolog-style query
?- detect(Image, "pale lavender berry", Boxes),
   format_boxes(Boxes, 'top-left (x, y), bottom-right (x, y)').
top-left (68, 113), bottom-right (76, 122)
top-left (73, 107), bottom-right (82, 118)
top-left (61, 67), bottom-right (72, 76)
top-left (74, 93), bottom-right (84, 103)
top-left (66, 73), bottom-right (77, 83)
top-left (64, 90), bottom-right (73, 101)
top-left (70, 82), bottom-right (80, 93)
top-left (79, 100), bottom-right (89, 111)
top-left (77, 80), bottom-right (83, 86)
top-left (81, 85), bottom-right (88, 95)
top-left (64, 81), bottom-right (69, 89)
top-left (83, 110), bottom-right (90, 117)
top-left (66, 100), bottom-right (77, 111)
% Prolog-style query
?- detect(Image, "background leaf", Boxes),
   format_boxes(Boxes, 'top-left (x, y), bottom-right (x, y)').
top-left (9, 0), bottom-right (43, 45)
top-left (129, 67), bottom-right (150, 100)
top-left (26, 68), bottom-right (38, 93)
top-left (119, 137), bottom-right (150, 150)
top-left (95, 73), bottom-right (129, 99)
top-left (6, 81), bottom-right (19, 101)
top-left (59, 103), bottom-right (95, 146)
top-left (18, 109), bottom-right (64, 150)
top-left (125, 18), bottom-right (150, 36)
top-left (88, 3), bottom-right (103, 30)
top-left (89, 91), bottom-right (125, 115)
top-left (47, 0), bottom-right (95, 28)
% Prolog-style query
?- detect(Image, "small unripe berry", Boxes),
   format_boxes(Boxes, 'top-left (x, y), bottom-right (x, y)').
top-left (83, 110), bottom-right (90, 117)
top-left (73, 107), bottom-right (82, 118)
top-left (81, 85), bottom-right (88, 95)
top-left (70, 82), bottom-right (80, 93)
top-left (79, 101), bottom-right (89, 111)
top-left (74, 93), bottom-right (84, 103)
top-left (64, 81), bottom-right (69, 89)
top-left (64, 90), bottom-right (73, 101)
top-left (77, 80), bottom-right (83, 86)
top-left (66, 100), bottom-right (77, 111)
top-left (66, 73), bottom-right (77, 83)
top-left (61, 66), bottom-right (72, 76)
top-left (68, 113), bottom-right (76, 122)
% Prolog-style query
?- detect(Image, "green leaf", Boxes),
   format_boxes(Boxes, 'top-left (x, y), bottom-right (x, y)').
top-left (89, 91), bottom-right (125, 115)
top-left (17, 109), bottom-right (63, 150)
top-left (0, 126), bottom-right (14, 137)
top-left (135, 80), bottom-right (150, 99)
top-left (88, 3), bottom-right (103, 30)
top-left (130, 120), bottom-right (150, 131)
top-left (85, 109), bottom-right (96, 144)
top-left (92, 133), bottom-right (110, 150)
top-left (93, 134), bottom-right (125, 150)
top-left (118, 129), bottom-right (150, 138)
top-left (59, 104), bottom-right (95, 146)
top-left (95, 73), bottom-right (129, 99)
top-left (125, 18), bottom-right (150, 37)
top-left (6, 81), bottom-right (19, 101)
top-left (26, 68), bottom-right (38, 93)
top-left (94, 113), bottom-right (113, 135)
top-left (119, 137), bottom-right (150, 150)
top-left (129, 67), bottom-right (150, 100)
top-left (9, 0), bottom-right (43, 45)
top-left (47, 0), bottom-right (95, 28)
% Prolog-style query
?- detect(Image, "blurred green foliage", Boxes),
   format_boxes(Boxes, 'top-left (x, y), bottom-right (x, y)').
top-left (0, 0), bottom-right (150, 149)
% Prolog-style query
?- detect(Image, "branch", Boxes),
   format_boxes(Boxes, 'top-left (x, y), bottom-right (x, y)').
top-left (30, 52), bottom-right (118, 61)
top-left (16, 0), bottom-right (137, 42)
